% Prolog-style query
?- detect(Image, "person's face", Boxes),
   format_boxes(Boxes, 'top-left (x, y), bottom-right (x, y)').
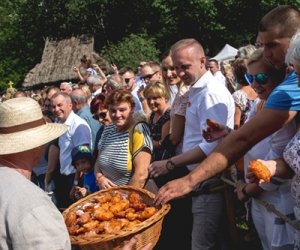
top-left (162, 55), bottom-right (181, 86)
top-left (247, 61), bottom-right (277, 100)
top-left (51, 95), bottom-right (73, 122)
top-left (74, 158), bottom-right (91, 174)
top-left (109, 102), bottom-right (133, 130)
top-left (258, 27), bottom-right (290, 69)
top-left (137, 61), bottom-right (147, 74)
top-left (122, 72), bottom-right (135, 91)
top-left (60, 83), bottom-right (72, 94)
top-left (94, 107), bottom-right (111, 126)
top-left (146, 93), bottom-right (168, 113)
top-left (208, 61), bottom-right (218, 74)
top-left (140, 66), bottom-right (161, 85)
top-left (43, 99), bottom-right (52, 112)
top-left (172, 46), bottom-right (206, 86)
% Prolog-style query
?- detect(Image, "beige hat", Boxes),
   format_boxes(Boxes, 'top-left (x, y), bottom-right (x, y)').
top-left (0, 97), bottom-right (67, 155)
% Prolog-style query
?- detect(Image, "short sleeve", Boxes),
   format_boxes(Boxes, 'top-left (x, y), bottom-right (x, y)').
top-left (132, 122), bottom-right (153, 158)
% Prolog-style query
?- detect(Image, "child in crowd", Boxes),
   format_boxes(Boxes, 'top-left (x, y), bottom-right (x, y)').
top-left (70, 145), bottom-right (99, 201)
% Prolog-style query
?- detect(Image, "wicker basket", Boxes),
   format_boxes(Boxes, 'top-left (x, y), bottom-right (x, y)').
top-left (63, 186), bottom-right (171, 250)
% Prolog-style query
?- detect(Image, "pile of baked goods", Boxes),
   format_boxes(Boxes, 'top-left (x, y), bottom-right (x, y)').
top-left (64, 190), bottom-right (158, 237)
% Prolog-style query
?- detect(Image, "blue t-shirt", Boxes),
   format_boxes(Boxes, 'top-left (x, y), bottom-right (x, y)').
top-left (83, 170), bottom-right (99, 193)
top-left (265, 71), bottom-right (300, 111)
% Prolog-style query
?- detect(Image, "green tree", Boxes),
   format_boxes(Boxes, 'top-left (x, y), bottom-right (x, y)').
top-left (1, 0), bottom-right (300, 92)
top-left (100, 33), bottom-right (160, 71)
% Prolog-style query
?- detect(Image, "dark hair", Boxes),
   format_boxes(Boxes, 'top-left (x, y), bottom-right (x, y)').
top-left (259, 5), bottom-right (300, 38)
top-left (118, 67), bottom-right (135, 76)
top-left (232, 59), bottom-right (248, 86)
top-left (90, 93), bottom-right (107, 114)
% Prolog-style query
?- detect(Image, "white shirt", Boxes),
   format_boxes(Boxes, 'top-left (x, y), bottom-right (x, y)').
top-left (59, 111), bottom-right (92, 175)
top-left (213, 70), bottom-right (226, 86)
top-left (91, 88), bottom-right (102, 99)
top-left (182, 71), bottom-right (235, 171)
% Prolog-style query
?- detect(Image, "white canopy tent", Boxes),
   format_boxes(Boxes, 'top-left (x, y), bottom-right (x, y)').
top-left (211, 44), bottom-right (238, 63)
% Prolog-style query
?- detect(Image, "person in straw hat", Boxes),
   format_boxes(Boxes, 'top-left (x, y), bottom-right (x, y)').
top-left (0, 97), bottom-right (71, 250)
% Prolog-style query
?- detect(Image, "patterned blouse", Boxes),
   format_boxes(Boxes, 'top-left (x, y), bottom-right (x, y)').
top-left (283, 129), bottom-right (300, 247)
top-left (232, 89), bottom-right (257, 126)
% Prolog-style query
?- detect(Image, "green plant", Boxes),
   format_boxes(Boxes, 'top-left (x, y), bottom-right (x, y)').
top-left (100, 33), bottom-right (160, 72)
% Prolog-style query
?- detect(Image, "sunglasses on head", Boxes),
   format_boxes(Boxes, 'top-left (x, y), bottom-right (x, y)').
top-left (141, 71), bottom-right (158, 81)
top-left (93, 111), bottom-right (108, 120)
top-left (244, 73), bottom-right (269, 85)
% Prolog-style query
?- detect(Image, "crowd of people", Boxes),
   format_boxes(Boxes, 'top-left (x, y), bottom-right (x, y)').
top-left (1, 4), bottom-right (300, 250)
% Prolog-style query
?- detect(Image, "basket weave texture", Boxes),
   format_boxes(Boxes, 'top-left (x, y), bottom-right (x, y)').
top-left (63, 186), bottom-right (170, 250)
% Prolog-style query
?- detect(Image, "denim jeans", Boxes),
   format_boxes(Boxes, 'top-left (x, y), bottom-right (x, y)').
top-left (191, 191), bottom-right (225, 250)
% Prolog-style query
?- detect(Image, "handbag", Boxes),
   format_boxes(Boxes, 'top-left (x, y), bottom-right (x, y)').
top-left (129, 121), bottom-right (159, 194)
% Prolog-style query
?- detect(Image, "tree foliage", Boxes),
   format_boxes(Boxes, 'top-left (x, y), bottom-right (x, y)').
top-left (100, 33), bottom-right (160, 71)
top-left (0, 0), bottom-right (299, 92)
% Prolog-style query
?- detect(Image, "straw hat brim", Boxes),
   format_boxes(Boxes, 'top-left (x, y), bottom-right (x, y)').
top-left (0, 123), bottom-right (67, 155)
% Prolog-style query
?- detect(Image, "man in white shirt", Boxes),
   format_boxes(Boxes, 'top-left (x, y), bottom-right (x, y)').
top-left (149, 39), bottom-right (235, 250)
top-left (51, 92), bottom-right (91, 208)
top-left (208, 59), bottom-right (227, 86)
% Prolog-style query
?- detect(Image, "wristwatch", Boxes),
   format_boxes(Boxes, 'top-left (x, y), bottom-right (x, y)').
top-left (166, 159), bottom-right (176, 171)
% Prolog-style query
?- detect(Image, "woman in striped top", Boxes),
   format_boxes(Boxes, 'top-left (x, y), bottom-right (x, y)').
top-left (95, 89), bottom-right (153, 189)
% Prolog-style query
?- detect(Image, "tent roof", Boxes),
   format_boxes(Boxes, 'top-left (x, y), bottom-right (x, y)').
top-left (212, 44), bottom-right (238, 62)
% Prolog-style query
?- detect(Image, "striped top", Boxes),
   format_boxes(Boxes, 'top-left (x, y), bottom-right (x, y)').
top-left (97, 122), bottom-right (152, 186)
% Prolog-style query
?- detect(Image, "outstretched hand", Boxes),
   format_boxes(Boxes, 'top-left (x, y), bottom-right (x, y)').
top-left (148, 160), bottom-right (169, 178)
top-left (153, 176), bottom-right (193, 206)
top-left (202, 119), bottom-right (230, 142)
top-left (246, 159), bottom-right (276, 184)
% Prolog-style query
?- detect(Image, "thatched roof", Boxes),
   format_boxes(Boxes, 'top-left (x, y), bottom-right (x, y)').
top-left (22, 35), bottom-right (107, 88)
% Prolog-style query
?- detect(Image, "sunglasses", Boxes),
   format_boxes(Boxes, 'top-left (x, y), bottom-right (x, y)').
top-left (141, 71), bottom-right (158, 81)
top-left (124, 78), bottom-right (132, 84)
top-left (244, 73), bottom-right (269, 85)
top-left (93, 111), bottom-right (108, 120)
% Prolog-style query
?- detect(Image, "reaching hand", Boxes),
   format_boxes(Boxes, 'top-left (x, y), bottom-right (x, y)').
top-left (148, 160), bottom-right (169, 178)
top-left (246, 159), bottom-right (276, 184)
top-left (96, 175), bottom-right (117, 189)
top-left (153, 176), bottom-right (193, 206)
top-left (202, 119), bottom-right (230, 142)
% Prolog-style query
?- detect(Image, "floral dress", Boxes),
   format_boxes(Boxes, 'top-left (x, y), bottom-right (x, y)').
top-left (232, 89), bottom-right (257, 126)
top-left (283, 130), bottom-right (300, 249)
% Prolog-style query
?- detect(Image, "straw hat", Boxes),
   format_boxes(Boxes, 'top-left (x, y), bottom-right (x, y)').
top-left (0, 97), bottom-right (67, 155)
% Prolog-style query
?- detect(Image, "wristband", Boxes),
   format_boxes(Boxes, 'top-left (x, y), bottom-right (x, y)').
top-left (139, 97), bottom-right (145, 102)
top-left (73, 180), bottom-right (79, 185)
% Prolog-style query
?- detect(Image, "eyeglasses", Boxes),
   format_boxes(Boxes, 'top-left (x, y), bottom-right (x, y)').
top-left (93, 111), bottom-right (108, 120)
top-left (244, 73), bottom-right (269, 85)
top-left (141, 71), bottom-right (158, 81)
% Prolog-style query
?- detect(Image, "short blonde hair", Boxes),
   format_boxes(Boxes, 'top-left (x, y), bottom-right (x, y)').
top-left (144, 81), bottom-right (170, 100)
